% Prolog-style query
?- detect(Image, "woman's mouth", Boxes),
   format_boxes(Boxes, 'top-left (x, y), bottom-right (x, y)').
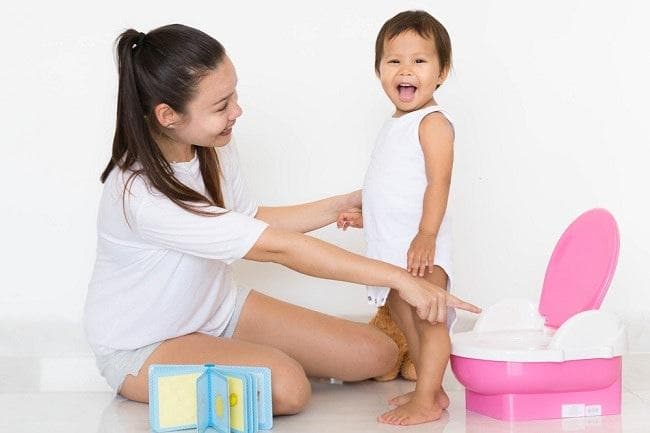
top-left (220, 126), bottom-right (234, 136)
top-left (397, 84), bottom-right (417, 102)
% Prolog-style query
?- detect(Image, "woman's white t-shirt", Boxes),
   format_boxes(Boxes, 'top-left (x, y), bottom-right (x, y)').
top-left (83, 143), bottom-right (268, 356)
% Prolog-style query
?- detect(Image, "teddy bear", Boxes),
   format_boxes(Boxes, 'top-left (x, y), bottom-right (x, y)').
top-left (369, 304), bottom-right (417, 381)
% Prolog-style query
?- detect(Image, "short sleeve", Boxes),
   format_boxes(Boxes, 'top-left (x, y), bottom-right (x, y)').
top-left (134, 195), bottom-right (268, 264)
top-left (217, 142), bottom-right (259, 217)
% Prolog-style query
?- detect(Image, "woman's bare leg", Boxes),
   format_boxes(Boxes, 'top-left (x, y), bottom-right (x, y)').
top-left (119, 289), bottom-right (399, 415)
top-left (232, 290), bottom-right (399, 381)
top-left (119, 333), bottom-right (311, 415)
top-left (379, 266), bottom-right (451, 425)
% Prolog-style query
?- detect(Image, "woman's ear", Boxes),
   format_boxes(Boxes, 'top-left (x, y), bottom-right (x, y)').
top-left (153, 103), bottom-right (180, 129)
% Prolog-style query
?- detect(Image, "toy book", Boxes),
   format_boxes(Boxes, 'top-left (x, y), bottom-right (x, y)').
top-left (148, 364), bottom-right (272, 433)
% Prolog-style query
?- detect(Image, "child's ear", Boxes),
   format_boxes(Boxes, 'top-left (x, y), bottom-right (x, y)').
top-left (437, 67), bottom-right (450, 87)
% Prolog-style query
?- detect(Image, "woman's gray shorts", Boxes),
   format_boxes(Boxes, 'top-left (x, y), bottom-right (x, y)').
top-left (94, 286), bottom-right (252, 393)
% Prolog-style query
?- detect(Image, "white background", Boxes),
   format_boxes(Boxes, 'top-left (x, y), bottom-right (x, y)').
top-left (2, 1), bottom-right (649, 351)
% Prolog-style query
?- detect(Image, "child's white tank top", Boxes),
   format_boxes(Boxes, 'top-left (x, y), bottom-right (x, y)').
top-left (363, 105), bottom-right (454, 307)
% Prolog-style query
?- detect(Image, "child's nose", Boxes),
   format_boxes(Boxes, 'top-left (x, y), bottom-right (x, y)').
top-left (398, 66), bottom-right (413, 76)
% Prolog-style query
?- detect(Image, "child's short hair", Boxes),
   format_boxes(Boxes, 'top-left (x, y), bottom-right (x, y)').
top-left (374, 10), bottom-right (452, 75)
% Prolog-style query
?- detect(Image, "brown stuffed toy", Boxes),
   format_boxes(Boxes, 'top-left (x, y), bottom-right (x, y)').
top-left (369, 305), bottom-right (417, 381)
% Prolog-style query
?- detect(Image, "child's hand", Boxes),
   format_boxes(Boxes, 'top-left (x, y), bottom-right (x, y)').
top-left (336, 209), bottom-right (363, 231)
top-left (407, 231), bottom-right (437, 277)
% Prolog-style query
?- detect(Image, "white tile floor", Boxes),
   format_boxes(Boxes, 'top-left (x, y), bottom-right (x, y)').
top-left (1, 321), bottom-right (649, 432)
top-left (0, 378), bottom-right (649, 433)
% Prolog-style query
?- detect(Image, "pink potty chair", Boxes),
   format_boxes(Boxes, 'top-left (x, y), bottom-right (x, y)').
top-left (450, 208), bottom-right (624, 421)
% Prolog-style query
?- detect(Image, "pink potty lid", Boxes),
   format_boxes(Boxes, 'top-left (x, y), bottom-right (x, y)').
top-left (539, 209), bottom-right (620, 328)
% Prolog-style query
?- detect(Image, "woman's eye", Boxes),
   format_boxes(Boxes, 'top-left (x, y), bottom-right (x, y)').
top-left (215, 103), bottom-right (228, 113)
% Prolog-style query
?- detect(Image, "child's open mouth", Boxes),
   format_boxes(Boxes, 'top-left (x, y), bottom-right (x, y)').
top-left (397, 84), bottom-right (417, 102)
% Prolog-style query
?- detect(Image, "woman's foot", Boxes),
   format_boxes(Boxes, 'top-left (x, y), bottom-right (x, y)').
top-left (388, 387), bottom-right (449, 409)
top-left (378, 395), bottom-right (443, 425)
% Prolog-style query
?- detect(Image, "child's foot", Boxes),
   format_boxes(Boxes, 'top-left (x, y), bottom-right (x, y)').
top-left (378, 396), bottom-right (443, 425)
top-left (388, 387), bottom-right (449, 409)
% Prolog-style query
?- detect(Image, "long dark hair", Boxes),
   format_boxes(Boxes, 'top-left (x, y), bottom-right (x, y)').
top-left (102, 24), bottom-right (226, 216)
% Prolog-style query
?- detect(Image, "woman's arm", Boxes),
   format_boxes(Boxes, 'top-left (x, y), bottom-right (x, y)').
top-left (255, 190), bottom-right (361, 233)
top-left (244, 226), bottom-right (480, 323)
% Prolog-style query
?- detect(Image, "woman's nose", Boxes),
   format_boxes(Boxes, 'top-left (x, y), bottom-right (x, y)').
top-left (229, 103), bottom-right (243, 120)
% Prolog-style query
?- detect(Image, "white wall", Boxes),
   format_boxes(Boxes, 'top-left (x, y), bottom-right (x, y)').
top-left (2, 1), bottom-right (649, 350)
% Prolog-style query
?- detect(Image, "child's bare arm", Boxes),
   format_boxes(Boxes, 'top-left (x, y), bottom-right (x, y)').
top-left (407, 113), bottom-right (454, 276)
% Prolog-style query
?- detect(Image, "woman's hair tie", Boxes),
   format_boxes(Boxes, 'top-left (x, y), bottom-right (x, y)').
top-left (132, 32), bottom-right (146, 50)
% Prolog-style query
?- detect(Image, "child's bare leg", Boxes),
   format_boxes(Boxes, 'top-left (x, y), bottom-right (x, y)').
top-left (379, 267), bottom-right (451, 425)
top-left (384, 289), bottom-right (420, 402)
top-left (388, 266), bottom-right (450, 408)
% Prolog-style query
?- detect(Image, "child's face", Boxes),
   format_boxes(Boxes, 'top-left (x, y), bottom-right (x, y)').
top-left (378, 31), bottom-right (447, 116)
top-left (174, 56), bottom-right (243, 148)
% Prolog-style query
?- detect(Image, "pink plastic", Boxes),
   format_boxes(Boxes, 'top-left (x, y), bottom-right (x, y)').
top-left (451, 356), bottom-right (622, 420)
top-left (539, 209), bottom-right (620, 328)
top-left (451, 209), bottom-right (622, 420)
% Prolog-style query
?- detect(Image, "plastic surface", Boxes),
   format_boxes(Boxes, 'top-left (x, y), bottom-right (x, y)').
top-left (539, 209), bottom-right (620, 328)
top-left (450, 355), bottom-right (622, 420)
top-left (448, 209), bottom-right (624, 421)
top-left (473, 298), bottom-right (545, 333)
top-left (452, 309), bottom-right (625, 362)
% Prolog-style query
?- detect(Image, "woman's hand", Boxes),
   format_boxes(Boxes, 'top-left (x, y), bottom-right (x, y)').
top-left (395, 272), bottom-right (481, 324)
top-left (336, 209), bottom-right (363, 230)
top-left (335, 189), bottom-right (363, 230)
top-left (245, 227), bottom-right (480, 325)
top-left (407, 230), bottom-right (437, 277)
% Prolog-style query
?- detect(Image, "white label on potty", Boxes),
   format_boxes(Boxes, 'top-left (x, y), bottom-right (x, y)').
top-left (562, 403), bottom-right (586, 418)
top-left (586, 405), bottom-right (602, 416)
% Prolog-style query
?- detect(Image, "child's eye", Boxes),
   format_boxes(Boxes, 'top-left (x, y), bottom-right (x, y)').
top-left (415, 59), bottom-right (427, 64)
top-left (387, 59), bottom-right (399, 64)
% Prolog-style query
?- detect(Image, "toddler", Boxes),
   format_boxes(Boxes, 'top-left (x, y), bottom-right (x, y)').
top-left (339, 10), bottom-right (456, 425)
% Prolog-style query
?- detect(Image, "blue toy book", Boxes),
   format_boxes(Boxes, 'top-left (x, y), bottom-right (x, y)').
top-left (148, 364), bottom-right (273, 433)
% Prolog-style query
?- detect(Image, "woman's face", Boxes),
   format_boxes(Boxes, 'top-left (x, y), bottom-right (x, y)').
top-left (174, 56), bottom-right (243, 148)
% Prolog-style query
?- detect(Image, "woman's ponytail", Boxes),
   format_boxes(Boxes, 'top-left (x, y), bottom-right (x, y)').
top-left (101, 25), bottom-right (227, 215)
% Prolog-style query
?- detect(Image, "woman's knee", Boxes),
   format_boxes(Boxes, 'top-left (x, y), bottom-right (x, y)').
top-left (270, 351), bottom-right (312, 415)
top-left (340, 326), bottom-right (399, 381)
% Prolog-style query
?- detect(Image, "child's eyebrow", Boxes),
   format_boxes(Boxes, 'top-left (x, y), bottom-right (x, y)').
top-left (384, 51), bottom-right (434, 57)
